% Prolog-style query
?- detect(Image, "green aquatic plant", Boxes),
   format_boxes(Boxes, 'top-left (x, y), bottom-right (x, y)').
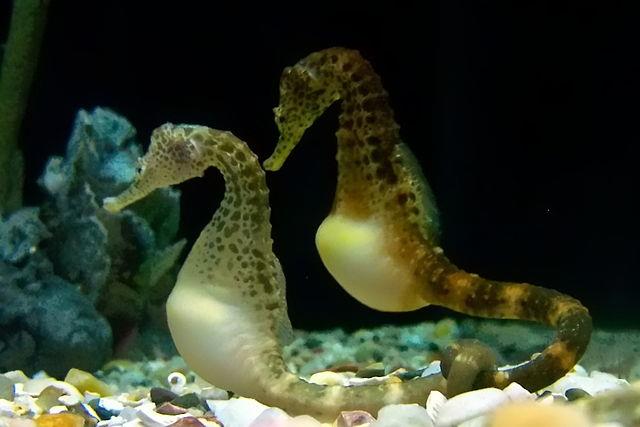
top-left (264, 47), bottom-right (592, 393)
top-left (0, 0), bottom-right (49, 214)
top-left (103, 124), bottom-right (465, 421)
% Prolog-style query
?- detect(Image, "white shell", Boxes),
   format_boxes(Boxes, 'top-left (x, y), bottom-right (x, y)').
top-left (425, 390), bottom-right (447, 424)
top-left (503, 382), bottom-right (535, 402)
top-left (542, 370), bottom-right (630, 396)
top-left (373, 403), bottom-right (433, 427)
top-left (207, 397), bottom-right (269, 427)
top-left (136, 406), bottom-right (179, 427)
top-left (435, 388), bottom-right (508, 427)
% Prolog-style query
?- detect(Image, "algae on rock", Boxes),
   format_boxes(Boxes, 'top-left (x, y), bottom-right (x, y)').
top-left (0, 108), bottom-right (185, 376)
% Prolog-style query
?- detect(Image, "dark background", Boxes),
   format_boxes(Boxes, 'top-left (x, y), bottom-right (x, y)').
top-left (3, 1), bottom-right (638, 330)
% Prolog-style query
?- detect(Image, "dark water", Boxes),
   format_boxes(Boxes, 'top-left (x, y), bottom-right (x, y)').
top-left (4, 1), bottom-right (638, 334)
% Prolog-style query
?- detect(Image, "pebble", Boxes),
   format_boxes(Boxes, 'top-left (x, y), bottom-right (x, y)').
top-left (502, 382), bottom-right (534, 402)
top-left (2, 372), bottom-right (29, 384)
top-left (535, 390), bottom-right (566, 405)
top-left (137, 405), bottom-right (181, 427)
top-left (1, 399), bottom-right (16, 417)
top-left (372, 404), bottom-right (433, 427)
top-left (85, 392), bottom-right (102, 402)
top-left (247, 407), bottom-right (290, 426)
top-left (35, 413), bottom-right (85, 427)
top-left (170, 393), bottom-right (200, 410)
top-left (119, 405), bottom-right (142, 422)
top-left (150, 389), bottom-right (178, 406)
top-left (6, 419), bottom-right (37, 427)
top-left (198, 389), bottom-right (227, 402)
top-left (58, 395), bottom-right (80, 407)
top-left (0, 376), bottom-right (15, 401)
top-left (95, 397), bottom-right (125, 415)
top-left (247, 409), bottom-right (324, 427)
top-left (13, 394), bottom-right (40, 417)
top-left (206, 397), bottom-right (269, 427)
top-left (168, 417), bottom-right (205, 427)
top-left (435, 388), bottom-right (509, 427)
top-left (425, 391), bottom-right (447, 424)
top-left (543, 369), bottom-right (629, 396)
top-left (286, 416), bottom-right (324, 427)
top-left (420, 361), bottom-right (441, 378)
top-left (68, 402), bottom-right (101, 426)
top-left (308, 371), bottom-right (348, 387)
top-left (356, 363), bottom-right (386, 378)
top-left (156, 403), bottom-right (187, 416)
top-left (334, 410), bottom-right (375, 427)
top-left (394, 368), bottom-right (425, 381)
top-left (65, 369), bottom-right (114, 397)
top-left (487, 401), bottom-right (592, 427)
top-left (88, 398), bottom-right (119, 420)
top-left (566, 388), bottom-right (592, 401)
top-left (95, 415), bottom-right (126, 427)
top-left (23, 379), bottom-right (82, 401)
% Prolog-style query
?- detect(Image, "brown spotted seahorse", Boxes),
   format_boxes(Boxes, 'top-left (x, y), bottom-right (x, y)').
top-left (263, 47), bottom-right (592, 394)
top-left (103, 124), bottom-right (460, 421)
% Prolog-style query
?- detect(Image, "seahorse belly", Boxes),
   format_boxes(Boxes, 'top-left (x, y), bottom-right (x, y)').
top-left (315, 215), bottom-right (428, 312)
top-left (166, 275), bottom-right (272, 396)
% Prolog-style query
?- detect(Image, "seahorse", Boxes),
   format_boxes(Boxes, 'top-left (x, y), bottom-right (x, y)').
top-left (263, 47), bottom-right (592, 394)
top-left (103, 123), bottom-right (457, 421)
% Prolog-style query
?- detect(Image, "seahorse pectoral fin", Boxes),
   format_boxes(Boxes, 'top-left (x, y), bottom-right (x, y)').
top-left (393, 143), bottom-right (441, 239)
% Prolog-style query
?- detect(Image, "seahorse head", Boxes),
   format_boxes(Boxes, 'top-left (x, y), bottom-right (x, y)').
top-left (103, 123), bottom-right (211, 212)
top-left (264, 64), bottom-right (340, 171)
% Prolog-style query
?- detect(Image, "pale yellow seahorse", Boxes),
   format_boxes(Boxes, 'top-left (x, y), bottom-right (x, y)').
top-left (264, 47), bottom-right (592, 394)
top-left (103, 123), bottom-right (460, 421)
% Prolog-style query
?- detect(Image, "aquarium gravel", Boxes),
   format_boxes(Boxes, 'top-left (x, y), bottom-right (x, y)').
top-left (1, 321), bottom-right (640, 427)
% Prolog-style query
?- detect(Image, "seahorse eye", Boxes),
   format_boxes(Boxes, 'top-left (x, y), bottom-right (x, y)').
top-left (273, 107), bottom-right (286, 124)
top-left (135, 157), bottom-right (146, 174)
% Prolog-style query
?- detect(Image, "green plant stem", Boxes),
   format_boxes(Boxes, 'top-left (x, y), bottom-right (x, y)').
top-left (0, 0), bottom-right (49, 214)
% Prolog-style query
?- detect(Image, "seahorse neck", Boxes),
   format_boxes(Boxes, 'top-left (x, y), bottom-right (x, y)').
top-left (179, 130), bottom-right (274, 278)
top-left (305, 49), bottom-right (404, 216)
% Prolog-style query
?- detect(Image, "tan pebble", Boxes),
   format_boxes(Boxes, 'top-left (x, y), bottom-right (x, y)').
top-left (3, 371), bottom-right (30, 384)
top-left (63, 369), bottom-right (113, 397)
top-left (308, 371), bottom-right (346, 386)
top-left (8, 419), bottom-right (38, 427)
top-left (36, 413), bottom-right (85, 427)
top-left (488, 401), bottom-right (593, 427)
top-left (36, 387), bottom-right (65, 412)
